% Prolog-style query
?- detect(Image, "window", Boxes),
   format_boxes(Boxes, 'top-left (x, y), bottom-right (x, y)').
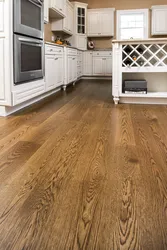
top-left (117, 9), bottom-right (149, 40)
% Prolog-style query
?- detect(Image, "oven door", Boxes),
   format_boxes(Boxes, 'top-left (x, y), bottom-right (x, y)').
top-left (14, 0), bottom-right (44, 39)
top-left (14, 34), bottom-right (44, 85)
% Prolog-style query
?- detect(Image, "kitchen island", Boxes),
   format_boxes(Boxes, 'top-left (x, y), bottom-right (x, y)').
top-left (112, 38), bottom-right (167, 104)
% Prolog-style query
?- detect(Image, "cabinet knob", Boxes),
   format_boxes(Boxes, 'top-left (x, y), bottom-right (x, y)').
top-left (55, 58), bottom-right (58, 60)
top-left (50, 49), bottom-right (53, 51)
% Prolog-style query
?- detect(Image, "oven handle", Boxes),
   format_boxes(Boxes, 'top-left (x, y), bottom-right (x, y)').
top-left (28, 0), bottom-right (43, 8)
top-left (18, 37), bottom-right (43, 45)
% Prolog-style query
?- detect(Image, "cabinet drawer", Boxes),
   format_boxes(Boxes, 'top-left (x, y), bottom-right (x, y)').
top-left (93, 51), bottom-right (112, 57)
top-left (67, 48), bottom-right (77, 56)
top-left (45, 44), bottom-right (63, 55)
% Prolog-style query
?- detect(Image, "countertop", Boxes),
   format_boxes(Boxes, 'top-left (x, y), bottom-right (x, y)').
top-left (45, 41), bottom-right (82, 50)
top-left (112, 38), bottom-right (167, 43)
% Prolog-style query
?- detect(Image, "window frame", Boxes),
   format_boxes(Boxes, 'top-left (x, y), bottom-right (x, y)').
top-left (116, 9), bottom-right (149, 40)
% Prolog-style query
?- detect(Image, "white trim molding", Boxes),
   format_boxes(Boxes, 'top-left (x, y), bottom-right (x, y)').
top-left (116, 9), bottom-right (149, 40)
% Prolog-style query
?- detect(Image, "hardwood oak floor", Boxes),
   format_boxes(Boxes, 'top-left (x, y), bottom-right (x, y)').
top-left (0, 80), bottom-right (167, 250)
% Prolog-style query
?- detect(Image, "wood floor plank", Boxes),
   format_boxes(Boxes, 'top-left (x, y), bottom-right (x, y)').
top-left (0, 81), bottom-right (166, 249)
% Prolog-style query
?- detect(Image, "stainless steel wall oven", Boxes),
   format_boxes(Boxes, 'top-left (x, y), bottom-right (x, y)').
top-left (13, 0), bottom-right (44, 85)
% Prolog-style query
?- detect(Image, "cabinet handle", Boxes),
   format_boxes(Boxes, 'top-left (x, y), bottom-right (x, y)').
top-left (59, 50), bottom-right (61, 52)
top-left (60, 8), bottom-right (62, 11)
top-left (50, 49), bottom-right (53, 51)
top-left (73, 58), bottom-right (75, 60)
top-left (55, 58), bottom-right (58, 60)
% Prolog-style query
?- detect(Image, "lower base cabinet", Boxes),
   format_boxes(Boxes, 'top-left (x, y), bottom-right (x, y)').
top-left (83, 51), bottom-right (112, 76)
top-left (93, 57), bottom-right (112, 76)
top-left (45, 47), bottom-right (64, 91)
top-left (67, 55), bottom-right (77, 83)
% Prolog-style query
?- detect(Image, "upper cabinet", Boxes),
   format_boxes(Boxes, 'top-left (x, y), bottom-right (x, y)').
top-left (69, 2), bottom-right (88, 50)
top-left (151, 6), bottom-right (167, 35)
top-left (51, 0), bottom-right (73, 35)
top-left (44, 0), bottom-right (49, 23)
top-left (49, 0), bottom-right (66, 18)
top-left (87, 8), bottom-right (115, 37)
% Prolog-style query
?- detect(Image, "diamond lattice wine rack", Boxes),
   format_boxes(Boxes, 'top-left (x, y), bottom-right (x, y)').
top-left (122, 43), bottom-right (167, 72)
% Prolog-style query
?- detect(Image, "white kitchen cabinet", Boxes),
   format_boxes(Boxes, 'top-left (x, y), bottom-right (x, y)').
top-left (88, 9), bottom-right (115, 37)
top-left (87, 12), bottom-right (99, 36)
top-left (83, 51), bottom-right (91, 76)
top-left (77, 50), bottom-right (83, 78)
top-left (69, 2), bottom-right (88, 50)
top-left (49, 0), bottom-right (66, 18)
top-left (83, 51), bottom-right (93, 75)
top-left (52, 0), bottom-right (73, 35)
top-left (44, 0), bottom-right (49, 23)
top-left (0, 0), bottom-right (12, 106)
top-left (0, 38), bottom-right (5, 102)
top-left (64, 48), bottom-right (77, 90)
top-left (77, 35), bottom-right (87, 50)
top-left (105, 58), bottom-right (112, 75)
top-left (45, 55), bottom-right (56, 90)
top-left (67, 2), bottom-right (74, 34)
top-left (93, 57), bottom-right (104, 75)
top-left (93, 51), bottom-right (112, 76)
top-left (67, 56), bottom-right (77, 83)
top-left (45, 54), bottom-right (64, 91)
top-left (151, 6), bottom-right (167, 35)
top-left (45, 44), bottom-right (64, 91)
top-left (56, 56), bottom-right (64, 87)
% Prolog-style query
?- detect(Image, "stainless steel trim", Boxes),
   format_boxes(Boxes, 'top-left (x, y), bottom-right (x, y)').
top-left (14, 0), bottom-right (44, 40)
top-left (28, 0), bottom-right (42, 8)
top-left (18, 37), bottom-right (43, 45)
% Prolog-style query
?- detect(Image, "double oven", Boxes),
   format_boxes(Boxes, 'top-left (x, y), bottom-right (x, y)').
top-left (14, 0), bottom-right (44, 85)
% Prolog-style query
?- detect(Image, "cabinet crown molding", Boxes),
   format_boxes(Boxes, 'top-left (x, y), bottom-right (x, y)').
top-left (151, 5), bottom-right (167, 9)
top-left (72, 1), bottom-right (88, 7)
top-left (88, 8), bottom-right (115, 12)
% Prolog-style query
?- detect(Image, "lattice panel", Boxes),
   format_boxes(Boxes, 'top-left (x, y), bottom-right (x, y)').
top-left (122, 44), bottom-right (167, 68)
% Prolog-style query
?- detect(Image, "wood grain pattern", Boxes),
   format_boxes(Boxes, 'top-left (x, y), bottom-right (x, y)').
top-left (0, 80), bottom-right (167, 249)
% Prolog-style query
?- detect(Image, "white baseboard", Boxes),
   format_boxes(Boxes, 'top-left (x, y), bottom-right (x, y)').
top-left (120, 97), bottom-right (167, 105)
top-left (0, 87), bottom-right (61, 117)
top-left (81, 76), bottom-right (112, 80)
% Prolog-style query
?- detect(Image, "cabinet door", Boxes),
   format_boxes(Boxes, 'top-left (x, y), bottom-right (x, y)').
top-left (88, 12), bottom-right (99, 36)
top-left (45, 55), bottom-right (56, 91)
top-left (55, 56), bottom-right (64, 87)
top-left (72, 56), bottom-right (77, 81)
top-left (69, 5), bottom-right (74, 33)
top-left (77, 35), bottom-right (87, 50)
top-left (51, 0), bottom-right (65, 14)
top-left (67, 57), bottom-right (73, 83)
top-left (93, 57), bottom-right (104, 75)
top-left (100, 11), bottom-right (114, 36)
top-left (44, 0), bottom-right (49, 23)
top-left (104, 58), bottom-right (112, 76)
top-left (152, 9), bottom-right (167, 35)
top-left (0, 39), bottom-right (5, 103)
top-left (63, 2), bottom-right (68, 31)
top-left (77, 7), bottom-right (86, 34)
top-left (83, 52), bottom-right (93, 75)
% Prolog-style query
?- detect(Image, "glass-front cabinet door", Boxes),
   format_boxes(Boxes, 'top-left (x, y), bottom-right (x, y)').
top-left (77, 7), bottom-right (86, 34)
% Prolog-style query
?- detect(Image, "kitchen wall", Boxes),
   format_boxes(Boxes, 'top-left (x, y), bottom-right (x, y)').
top-left (70, 0), bottom-right (167, 49)
top-left (72, 0), bottom-right (166, 9)
top-left (44, 22), bottom-right (55, 42)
